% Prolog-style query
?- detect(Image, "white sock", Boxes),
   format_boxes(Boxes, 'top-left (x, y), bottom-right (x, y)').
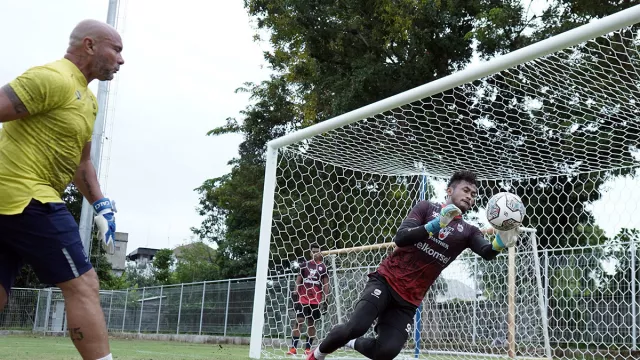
top-left (314, 346), bottom-right (327, 360)
top-left (346, 339), bottom-right (356, 349)
top-left (96, 354), bottom-right (113, 360)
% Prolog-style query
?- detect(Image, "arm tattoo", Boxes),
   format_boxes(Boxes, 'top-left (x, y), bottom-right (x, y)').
top-left (1, 84), bottom-right (27, 114)
top-left (82, 169), bottom-right (95, 200)
top-left (69, 327), bottom-right (84, 341)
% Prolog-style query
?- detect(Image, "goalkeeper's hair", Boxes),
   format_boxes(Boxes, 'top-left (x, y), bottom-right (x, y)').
top-left (447, 170), bottom-right (477, 189)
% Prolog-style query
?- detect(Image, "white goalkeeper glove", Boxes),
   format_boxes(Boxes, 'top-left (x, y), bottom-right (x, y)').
top-left (425, 204), bottom-right (461, 236)
top-left (491, 228), bottom-right (519, 251)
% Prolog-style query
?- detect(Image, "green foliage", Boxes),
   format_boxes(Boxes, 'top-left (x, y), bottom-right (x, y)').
top-left (152, 249), bottom-right (175, 285)
top-left (469, 0), bottom-right (639, 300)
top-left (193, 162), bottom-right (265, 279)
top-left (196, 0), bottom-right (518, 278)
top-left (173, 241), bottom-right (220, 283)
top-left (196, 1), bottom-right (638, 290)
top-left (594, 228), bottom-right (640, 295)
top-left (124, 262), bottom-right (159, 288)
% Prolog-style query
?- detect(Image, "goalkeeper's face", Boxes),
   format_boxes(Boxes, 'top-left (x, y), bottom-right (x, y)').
top-left (311, 247), bottom-right (323, 262)
top-left (447, 181), bottom-right (477, 212)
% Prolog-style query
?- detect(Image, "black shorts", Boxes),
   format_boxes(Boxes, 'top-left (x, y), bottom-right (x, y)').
top-left (359, 273), bottom-right (417, 340)
top-left (295, 303), bottom-right (322, 321)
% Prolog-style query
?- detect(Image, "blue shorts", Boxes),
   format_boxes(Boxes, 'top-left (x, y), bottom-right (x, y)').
top-left (0, 199), bottom-right (93, 294)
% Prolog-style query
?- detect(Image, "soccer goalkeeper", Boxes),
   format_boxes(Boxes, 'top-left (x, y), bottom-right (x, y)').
top-left (308, 170), bottom-right (519, 360)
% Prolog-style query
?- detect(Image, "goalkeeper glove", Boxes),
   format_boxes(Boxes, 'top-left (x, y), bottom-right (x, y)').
top-left (491, 228), bottom-right (519, 251)
top-left (93, 197), bottom-right (117, 253)
top-left (424, 204), bottom-right (461, 236)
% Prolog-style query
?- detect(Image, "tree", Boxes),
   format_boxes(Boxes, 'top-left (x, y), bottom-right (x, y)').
top-left (173, 241), bottom-right (220, 283)
top-left (193, 161), bottom-right (265, 278)
top-left (196, 1), bottom-right (638, 284)
top-left (152, 249), bottom-right (175, 285)
top-left (466, 0), bottom-right (638, 303)
top-left (124, 261), bottom-right (158, 288)
top-left (195, 0), bottom-right (527, 278)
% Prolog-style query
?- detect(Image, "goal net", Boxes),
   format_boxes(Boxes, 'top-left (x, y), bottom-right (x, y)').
top-left (252, 5), bottom-right (640, 360)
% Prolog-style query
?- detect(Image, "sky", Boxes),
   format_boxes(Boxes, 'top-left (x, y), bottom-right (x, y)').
top-left (0, 0), bottom-right (271, 253)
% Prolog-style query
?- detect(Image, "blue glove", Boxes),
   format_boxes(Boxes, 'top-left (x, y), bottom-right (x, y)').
top-left (424, 204), bottom-right (461, 236)
top-left (93, 197), bottom-right (116, 253)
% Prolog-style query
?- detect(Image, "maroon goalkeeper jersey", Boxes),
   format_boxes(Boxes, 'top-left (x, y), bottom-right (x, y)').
top-left (297, 260), bottom-right (328, 305)
top-left (377, 201), bottom-right (490, 306)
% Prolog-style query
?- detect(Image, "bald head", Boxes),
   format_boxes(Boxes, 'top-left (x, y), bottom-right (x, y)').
top-left (65, 19), bottom-right (124, 83)
top-left (68, 19), bottom-right (119, 49)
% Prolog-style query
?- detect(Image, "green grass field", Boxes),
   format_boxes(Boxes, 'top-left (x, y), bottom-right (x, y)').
top-left (0, 334), bottom-right (582, 360)
top-left (0, 334), bottom-right (495, 360)
top-left (0, 335), bottom-right (253, 360)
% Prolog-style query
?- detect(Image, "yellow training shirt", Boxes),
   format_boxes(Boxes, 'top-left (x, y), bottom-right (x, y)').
top-left (0, 58), bottom-right (98, 214)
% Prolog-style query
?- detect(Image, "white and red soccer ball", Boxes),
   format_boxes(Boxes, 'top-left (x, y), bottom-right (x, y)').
top-left (486, 192), bottom-right (526, 231)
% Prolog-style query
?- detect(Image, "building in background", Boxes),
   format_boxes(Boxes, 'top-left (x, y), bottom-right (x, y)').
top-left (126, 247), bottom-right (159, 268)
top-left (105, 232), bottom-right (129, 276)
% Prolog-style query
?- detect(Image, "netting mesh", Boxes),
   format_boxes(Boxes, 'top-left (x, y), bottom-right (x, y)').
top-left (291, 27), bottom-right (640, 180)
top-left (258, 24), bottom-right (640, 360)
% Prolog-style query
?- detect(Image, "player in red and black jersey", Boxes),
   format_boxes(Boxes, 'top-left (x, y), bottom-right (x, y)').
top-left (288, 243), bottom-right (330, 356)
top-left (308, 171), bottom-right (520, 360)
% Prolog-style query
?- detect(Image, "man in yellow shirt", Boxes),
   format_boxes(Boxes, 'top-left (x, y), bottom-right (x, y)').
top-left (0, 19), bottom-right (124, 360)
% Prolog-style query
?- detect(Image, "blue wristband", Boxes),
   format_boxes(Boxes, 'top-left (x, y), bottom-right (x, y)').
top-left (93, 197), bottom-right (112, 214)
top-left (424, 217), bottom-right (441, 236)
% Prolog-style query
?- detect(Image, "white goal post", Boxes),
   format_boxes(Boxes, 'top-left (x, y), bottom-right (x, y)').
top-left (251, 4), bottom-right (640, 360)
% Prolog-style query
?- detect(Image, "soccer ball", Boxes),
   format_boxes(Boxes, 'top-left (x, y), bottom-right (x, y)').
top-left (486, 192), bottom-right (525, 231)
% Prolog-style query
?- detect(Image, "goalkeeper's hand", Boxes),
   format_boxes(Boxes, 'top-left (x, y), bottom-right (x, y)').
top-left (93, 197), bottom-right (116, 253)
top-left (491, 228), bottom-right (519, 251)
top-left (424, 204), bottom-right (462, 236)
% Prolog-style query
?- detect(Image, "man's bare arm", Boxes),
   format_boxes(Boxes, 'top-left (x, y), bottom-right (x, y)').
top-left (73, 141), bottom-right (104, 204)
top-left (322, 276), bottom-right (330, 298)
top-left (292, 274), bottom-right (303, 302)
top-left (0, 84), bottom-right (29, 122)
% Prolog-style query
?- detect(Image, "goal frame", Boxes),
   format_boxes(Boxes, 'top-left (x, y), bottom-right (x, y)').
top-left (249, 5), bottom-right (640, 359)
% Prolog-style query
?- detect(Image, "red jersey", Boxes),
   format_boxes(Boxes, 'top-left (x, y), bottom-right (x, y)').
top-left (377, 201), bottom-right (492, 306)
top-left (297, 260), bottom-right (328, 305)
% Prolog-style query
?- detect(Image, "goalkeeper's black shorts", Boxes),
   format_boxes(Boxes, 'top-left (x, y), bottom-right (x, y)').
top-left (295, 302), bottom-right (322, 321)
top-left (360, 273), bottom-right (417, 338)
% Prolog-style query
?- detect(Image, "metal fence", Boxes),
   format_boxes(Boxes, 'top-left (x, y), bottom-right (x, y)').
top-left (1, 243), bottom-right (639, 356)
top-left (1, 277), bottom-right (257, 337)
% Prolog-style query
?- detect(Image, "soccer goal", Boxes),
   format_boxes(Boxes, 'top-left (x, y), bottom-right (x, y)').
top-left (251, 4), bottom-right (640, 360)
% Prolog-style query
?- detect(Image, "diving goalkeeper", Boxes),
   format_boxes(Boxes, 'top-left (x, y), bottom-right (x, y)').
top-left (308, 170), bottom-right (519, 360)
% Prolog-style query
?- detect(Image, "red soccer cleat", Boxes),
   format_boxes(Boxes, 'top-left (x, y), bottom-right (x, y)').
top-left (306, 348), bottom-right (317, 360)
top-left (286, 347), bottom-right (297, 355)
top-left (304, 349), bottom-right (312, 356)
